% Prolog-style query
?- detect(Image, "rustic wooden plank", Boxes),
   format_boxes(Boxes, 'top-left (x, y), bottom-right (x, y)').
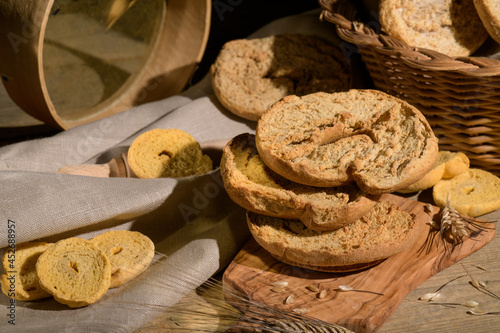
top-left (222, 194), bottom-right (496, 333)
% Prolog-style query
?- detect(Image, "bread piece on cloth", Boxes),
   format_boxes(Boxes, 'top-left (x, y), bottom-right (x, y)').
top-left (91, 230), bottom-right (155, 288)
top-left (474, 0), bottom-right (500, 44)
top-left (247, 201), bottom-right (420, 272)
top-left (397, 150), bottom-right (469, 193)
top-left (36, 238), bottom-right (111, 308)
top-left (0, 242), bottom-right (52, 301)
top-left (433, 168), bottom-right (500, 217)
top-left (221, 133), bottom-right (380, 231)
top-left (127, 128), bottom-right (213, 179)
top-left (255, 90), bottom-right (439, 194)
top-left (379, 0), bottom-right (488, 57)
top-left (210, 34), bottom-right (352, 121)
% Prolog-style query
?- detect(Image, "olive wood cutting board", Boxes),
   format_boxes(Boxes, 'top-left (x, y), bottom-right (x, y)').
top-left (222, 194), bottom-right (496, 333)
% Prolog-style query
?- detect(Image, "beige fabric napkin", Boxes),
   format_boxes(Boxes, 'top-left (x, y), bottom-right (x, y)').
top-left (0, 9), bottom-right (342, 332)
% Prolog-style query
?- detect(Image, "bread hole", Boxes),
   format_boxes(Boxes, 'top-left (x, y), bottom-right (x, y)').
top-left (110, 246), bottom-right (123, 256)
top-left (25, 287), bottom-right (36, 292)
top-left (462, 186), bottom-right (475, 195)
top-left (158, 150), bottom-right (172, 158)
top-left (69, 262), bottom-right (79, 273)
top-left (111, 268), bottom-right (121, 277)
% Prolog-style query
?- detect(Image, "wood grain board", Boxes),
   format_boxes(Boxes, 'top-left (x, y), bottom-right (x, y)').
top-left (222, 194), bottom-right (496, 333)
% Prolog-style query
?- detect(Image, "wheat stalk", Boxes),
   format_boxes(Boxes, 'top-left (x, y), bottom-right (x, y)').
top-left (428, 197), bottom-right (496, 252)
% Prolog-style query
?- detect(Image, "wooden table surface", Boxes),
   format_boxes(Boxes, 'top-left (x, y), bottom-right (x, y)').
top-left (2, 1), bottom-right (499, 332)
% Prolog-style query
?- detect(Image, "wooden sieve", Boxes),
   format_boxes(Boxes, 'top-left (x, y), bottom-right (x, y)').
top-left (0, 0), bottom-right (211, 130)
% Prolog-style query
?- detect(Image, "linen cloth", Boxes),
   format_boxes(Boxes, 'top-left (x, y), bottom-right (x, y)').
top-left (0, 10), bottom-right (343, 332)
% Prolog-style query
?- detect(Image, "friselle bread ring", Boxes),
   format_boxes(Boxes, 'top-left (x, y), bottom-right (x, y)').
top-left (0, 242), bottom-right (52, 301)
top-left (473, 0), bottom-right (500, 45)
top-left (220, 133), bottom-right (380, 231)
top-left (36, 237), bottom-right (111, 308)
top-left (255, 90), bottom-right (439, 194)
top-left (433, 168), bottom-right (500, 217)
top-left (210, 34), bottom-right (352, 121)
top-left (379, 0), bottom-right (488, 57)
top-left (127, 128), bottom-right (213, 179)
top-left (91, 230), bottom-right (155, 288)
top-left (247, 201), bottom-right (420, 272)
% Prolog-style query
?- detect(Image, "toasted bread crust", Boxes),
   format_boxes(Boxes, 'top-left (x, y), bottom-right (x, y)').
top-left (210, 34), bottom-right (352, 121)
top-left (379, 0), bottom-right (488, 57)
top-left (221, 133), bottom-right (380, 231)
top-left (255, 90), bottom-right (439, 194)
top-left (474, 0), bottom-right (500, 45)
top-left (247, 201), bottom-right (420, 269)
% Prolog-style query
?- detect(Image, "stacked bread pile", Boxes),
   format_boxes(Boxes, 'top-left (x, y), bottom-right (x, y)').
top-left (0, 230), bottom-right (154, 308)
top-left (220, 89), bottom-right (439, 272)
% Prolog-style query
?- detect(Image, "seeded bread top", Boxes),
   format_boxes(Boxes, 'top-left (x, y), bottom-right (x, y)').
top-left (379, 0), bottom-right (488, 57)
top-left (255, 90), bottom-right (439, 194)
top-left (210, 34), bottom-right (352, 121)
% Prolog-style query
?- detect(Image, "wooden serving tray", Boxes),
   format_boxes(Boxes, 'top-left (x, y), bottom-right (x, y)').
top-left (223, 194), bottom-right (496, 332)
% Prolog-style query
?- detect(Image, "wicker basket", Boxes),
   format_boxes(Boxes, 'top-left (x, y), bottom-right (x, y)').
top-left (319, 0), bottom-right (500, 176)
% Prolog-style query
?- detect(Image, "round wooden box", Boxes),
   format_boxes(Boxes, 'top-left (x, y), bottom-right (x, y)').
top-left (0, 0), bottom-right (211, 129)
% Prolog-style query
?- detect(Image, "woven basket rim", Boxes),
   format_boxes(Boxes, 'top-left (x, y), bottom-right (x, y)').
top-left (319, 0), bottom-right (500, 78)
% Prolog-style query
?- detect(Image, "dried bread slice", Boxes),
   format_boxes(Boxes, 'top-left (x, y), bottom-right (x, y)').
top-left (433, 168), bottom-right (500, 217)
top-left (0, 242), bottom-right (52, 301)
top-left (210, 34), bottom-right (352, 121)
top-left (36, 238), bottom-right (111, 308)
top-left (221, 133), bottom-right (380, 231)
top-left (474, 0), bottom-right (500, 44)
top-left (440, 151), bottom-right (470, 179)
top-left (91, 230), bottom-right (155, 288)
top-left (255, 90), bottom-right (439, 194)
top-left (397, 150), bottom-right (470, 193)
top-left (379, 0), bottom-right (488, 57)
top-left (127, 128), bottom-right (213, 179)
top-left (247, 201), bottom-right (420, 272)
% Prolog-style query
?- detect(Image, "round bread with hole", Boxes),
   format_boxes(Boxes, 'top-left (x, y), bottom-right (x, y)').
top-left (36, 238), bottom-right (111, 308)
top-left (210, 34), bottom-right (352, 121)
top-left (397, 150), bottom-right (469, 193)
top-left (0, 242), bottom-right (52, 301)
top-left (91, 230), bottom-right (155, 288)
top-left (474, 0), bottom-right (500, 45)
top-left (379, 0), bottom-right (488, 57)
top-left (433, 168), bottom-right (500, 217)
top-left (255, 90), bottom-right (439, 194)
top-left (247, 201), bottom-right (420, 272)
top-left (127, 128), bottom-right (213, 179)
top-left (221, 133), bottom-right (380, 231)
